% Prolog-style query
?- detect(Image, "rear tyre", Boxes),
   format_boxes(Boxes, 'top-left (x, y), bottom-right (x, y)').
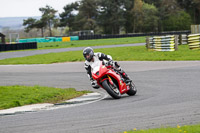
top-left (102, 80), bottom-right (121, 99)
top-left (126, 82), bottom-right (137, 96)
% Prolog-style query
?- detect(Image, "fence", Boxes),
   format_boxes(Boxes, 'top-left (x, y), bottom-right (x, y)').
top-left (0, 42), bottom-right (37, 52)
top-left (187, 33), bottom-right (200, 49)
top-left (146, 35), bottom-right (178, 51)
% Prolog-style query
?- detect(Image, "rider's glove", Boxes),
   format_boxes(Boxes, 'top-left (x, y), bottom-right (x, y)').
top-left (90, 79), bottom-right (100, 89)
top-left (108, 60), bottom-right (114, 66)
top-left (105, 60), bottom-right (114, 66)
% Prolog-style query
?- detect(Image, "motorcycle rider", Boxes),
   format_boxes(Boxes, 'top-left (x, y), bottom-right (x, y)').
top-left (83, 47), bottom-right (131, 89)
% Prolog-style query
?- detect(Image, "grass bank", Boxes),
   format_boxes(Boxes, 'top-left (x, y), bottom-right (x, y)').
top-left (123, 124), bottom-right (200, 133)
top-left (38, 37), bottom-right (145, 49)
top-left (0, 45), bottom-right (199, 65)
top-left (0, 85), bottom-right (90, 110)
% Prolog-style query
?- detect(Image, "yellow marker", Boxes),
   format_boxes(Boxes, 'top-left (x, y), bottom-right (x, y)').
top-left (62, 37), bottom-right (70, 42)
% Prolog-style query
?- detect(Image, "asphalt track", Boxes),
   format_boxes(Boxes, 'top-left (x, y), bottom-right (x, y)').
top-left (0, 61), bottom-right (200, 133)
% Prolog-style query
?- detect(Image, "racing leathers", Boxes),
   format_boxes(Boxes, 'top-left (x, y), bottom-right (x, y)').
top-left (84, 52), bottom-right (130, 89)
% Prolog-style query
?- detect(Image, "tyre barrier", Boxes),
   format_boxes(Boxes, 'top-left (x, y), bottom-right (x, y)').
top-left (78, 31), bottom-right (190, 40)
top-left (0, 42), bottom-right (37, 52)
top-left (179, 34), bottom-right (187, 45)
top-left (187, 33), bottom-right (200, 50)
top-left (146, 35), bottom-right (178, 51)
top-left (19, 36), bottom-right (79, 43)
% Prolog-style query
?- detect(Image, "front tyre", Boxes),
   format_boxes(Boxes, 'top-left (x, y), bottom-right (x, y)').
top-left (102, 80), bottom-right (121, 99)
top-left (126, 82), bottom-right (137, 96)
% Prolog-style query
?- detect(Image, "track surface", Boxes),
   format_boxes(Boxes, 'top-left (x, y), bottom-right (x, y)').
top-left (0, 61), bottom-right (200, 133)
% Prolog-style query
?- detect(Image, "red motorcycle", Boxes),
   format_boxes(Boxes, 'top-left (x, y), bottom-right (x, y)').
top-left (92, 61), bottom-right (137, 99)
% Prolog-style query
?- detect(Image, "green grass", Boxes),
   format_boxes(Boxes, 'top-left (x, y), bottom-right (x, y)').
top-left (0, 85), bottom-right (90, 110)
top-left (98, 45), bottom-right (200, 61)
top-left (0, 45), bottom-right (199, 65)
top-left (37, 37), bottom-right (145, 49)
top-left (123, 124), bottom-right (200, 133)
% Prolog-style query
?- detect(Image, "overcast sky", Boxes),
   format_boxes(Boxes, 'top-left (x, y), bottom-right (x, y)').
top-left (0, 0), bottom-right (78, 18)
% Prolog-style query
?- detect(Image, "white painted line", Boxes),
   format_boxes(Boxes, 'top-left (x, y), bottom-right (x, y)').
top-left (0, 103), bottom-right (53, 115)
top-left (0, 92), bottom-right (107, 116)
top-left (67, 92), bottom-right (101, 102)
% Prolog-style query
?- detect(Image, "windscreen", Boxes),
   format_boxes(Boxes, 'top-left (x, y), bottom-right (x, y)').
top-left (91, 60), bottom-right (101, 74)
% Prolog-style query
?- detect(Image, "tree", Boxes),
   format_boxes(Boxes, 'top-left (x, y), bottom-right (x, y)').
top-left (34, 20), bottom-right (46, 37)
top-left (23, 5), bottom-right (58, 37)
top-left (158, 0), bottom-right (181, 31)
top-left (143, 0), bottom-right (162, 7)
top-left (191, 0), bottom-right (200, 24)
top-left (130, 0), bottom-right (159, 33)
top-left (23, 18), bottom-right (46, 37)
top-left (177, 0), bottom-right (200, 24)
top-left (131, 0), bottom-right (144, 32)
top-left (59, 2), bottom-right (79, 32)
top-left (76, 0), bottom-right (99, 31)
top-left (159, 0), bottom-right (192, 31)
top-left (163, 10), bottom-right (192, 31)
top-left (142, 3), bottom-right (159, 32)
top-left (122, 0), bottom-right (134, 33)
top-left (23, 18), bottom-right (37, 32)
top-left (39, 5), bottom-right (58, 36)
top-left (98, 0), bottom-right (126, 34)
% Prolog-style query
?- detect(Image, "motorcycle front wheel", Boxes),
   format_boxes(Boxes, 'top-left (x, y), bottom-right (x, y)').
top-left (102, 80), bottom-right (121, 99)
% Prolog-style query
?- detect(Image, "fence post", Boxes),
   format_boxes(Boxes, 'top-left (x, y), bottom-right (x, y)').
top-left (175, 35), bottom-right (178, 51)
top-left (179, 34), bottom-right (182, 45)
top-left (146, 37), bottom-right (150, 50)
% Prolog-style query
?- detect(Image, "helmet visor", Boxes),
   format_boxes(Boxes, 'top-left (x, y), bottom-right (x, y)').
top-left (85, 53), bottom-right (91, 60)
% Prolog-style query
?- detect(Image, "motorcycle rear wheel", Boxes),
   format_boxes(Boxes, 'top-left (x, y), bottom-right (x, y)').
top-left (126, 82), bottom-right (137, 96)
top-left (102, 80), bottom-right (121, 99)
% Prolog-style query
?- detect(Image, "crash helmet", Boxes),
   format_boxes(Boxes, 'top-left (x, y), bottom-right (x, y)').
top-left (83, 47), bottom-right (94, 62)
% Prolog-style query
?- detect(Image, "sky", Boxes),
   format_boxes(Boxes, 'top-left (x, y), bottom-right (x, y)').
top-left (0, 0), bottom-right (78, 18)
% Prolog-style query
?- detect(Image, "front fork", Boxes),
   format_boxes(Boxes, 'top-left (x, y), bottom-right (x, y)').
top-left (107, 75), bottom-right (114, 85)
top-left (100, 75), bottom-right (116, 89)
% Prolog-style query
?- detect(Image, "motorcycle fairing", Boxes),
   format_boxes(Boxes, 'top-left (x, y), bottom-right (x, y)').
top-left (92, 61), bottom-right (129, 94)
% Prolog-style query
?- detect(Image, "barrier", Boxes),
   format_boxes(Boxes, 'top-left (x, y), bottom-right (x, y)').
top-left (70, 36), bottom-right (79, 41)
top-left (146, 35), bottom-right (178, 51)
top-left (178, 34), bottom-right (187, 45)
top-left (0, 42), bottom-right (37, 52)
top-left (19, 36), bottom-right (77, 43)
top-left (78, 31), bottom-right (190, 40)
top-left (187, 33), bottom-right (200, 49)
top-left (19, 37), bottom-right (60, 43)
top-left (62, 37), bottom-right (70, 42)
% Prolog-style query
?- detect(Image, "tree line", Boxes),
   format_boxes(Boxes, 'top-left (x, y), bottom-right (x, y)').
top-left (23, 0), bottom-right (200, 36)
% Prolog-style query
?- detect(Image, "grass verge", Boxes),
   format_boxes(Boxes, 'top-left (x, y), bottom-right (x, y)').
top-left (123, 124), bottom-right (200, 133)
top-left (37, 37), bottom-right (145, 49)
top-left (0, 85), bottom-right (90, 110)
top-left (0, 45), bottom-right (200, 65)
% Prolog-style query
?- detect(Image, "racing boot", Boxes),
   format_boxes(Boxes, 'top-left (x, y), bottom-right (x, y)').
top-left (114, 62), bottom-right (132, 84)
top-left (116, 67), bottom-right (132, 84)
top-left (120, 70), bottom-right (132, 84)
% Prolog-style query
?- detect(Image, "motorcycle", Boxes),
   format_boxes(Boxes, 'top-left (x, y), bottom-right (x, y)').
top-left (92, 60), bottom-right (137, 99)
